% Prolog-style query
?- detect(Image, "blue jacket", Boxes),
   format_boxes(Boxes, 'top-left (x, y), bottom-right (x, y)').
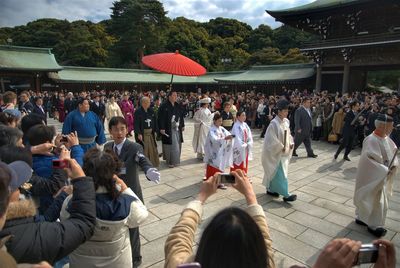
top-left (32, 145), bottom-right (84, 213)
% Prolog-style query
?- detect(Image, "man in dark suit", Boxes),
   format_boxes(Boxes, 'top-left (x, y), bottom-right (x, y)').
top-left (105, 116), bottom-right (160, 268)
top-left (19, 90), bottom-right (34, 115)
top-left (90, 94), bottom-right (106, 123)
top-left (32, 96), bottom-right (47, 124)
top-left (334, 101), bottom-right (360, 161)
top-left (293, 97), bottom-right (317, 157)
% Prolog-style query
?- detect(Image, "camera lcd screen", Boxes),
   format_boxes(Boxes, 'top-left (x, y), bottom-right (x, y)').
top-left (219, 174), bottom-right (235, 184)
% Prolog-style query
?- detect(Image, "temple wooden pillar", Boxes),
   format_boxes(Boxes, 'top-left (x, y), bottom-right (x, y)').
top-left (342, 62), bottom-right (350, 94)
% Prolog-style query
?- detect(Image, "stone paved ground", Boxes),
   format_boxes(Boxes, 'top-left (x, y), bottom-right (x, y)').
top-left (50, 118), bottom-right (400, 268)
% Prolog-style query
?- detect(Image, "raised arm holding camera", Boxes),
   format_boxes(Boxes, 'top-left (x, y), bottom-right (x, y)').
top-left (164, 170), bottom-right (275, 268)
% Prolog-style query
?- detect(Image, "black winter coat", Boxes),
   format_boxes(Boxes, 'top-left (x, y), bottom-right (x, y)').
top-left (0, 177), bottom-right (96, 264)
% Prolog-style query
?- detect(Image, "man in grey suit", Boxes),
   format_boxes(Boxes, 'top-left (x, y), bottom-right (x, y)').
top-left (293, 97), bottom-right (318, 158)
top-left (105, 116), bottom-right (160, 268)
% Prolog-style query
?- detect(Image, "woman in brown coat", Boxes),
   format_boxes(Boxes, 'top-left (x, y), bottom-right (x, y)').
top-left (331, 107), bottom-right (346, 142)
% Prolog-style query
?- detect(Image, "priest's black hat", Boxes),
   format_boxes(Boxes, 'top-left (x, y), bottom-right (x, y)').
top-left (376, 113), bottom-right (393, 123)
top-left (276, 99), bottom-right (290, 110)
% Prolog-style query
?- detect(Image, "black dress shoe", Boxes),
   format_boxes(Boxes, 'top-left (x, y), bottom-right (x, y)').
top-left (283, 194), bottom-right (297, 202)
top-left (267, 190), bottom-right (280, 197)
top-left (334, 153), bottom-right (338, 160)
top-left (344, 156), bottom-right (351, 161)
top-left (133, 257), bottom-right (142, 268)
top-left (355, 219), bottom-right (368, 226)
top-left (367, 227), bottom-right (387, 237)
top-left (292, 151), bottom-right (298, 157)
top-left (307, 154), bottom-right (318, 158)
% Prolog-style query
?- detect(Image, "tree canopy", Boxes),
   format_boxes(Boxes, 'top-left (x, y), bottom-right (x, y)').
top-left (0, 0), bottom-right (314, 71)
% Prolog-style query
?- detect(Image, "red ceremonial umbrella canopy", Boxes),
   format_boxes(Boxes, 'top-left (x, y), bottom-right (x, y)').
top-left (141, 50), bottom-right (206, 85)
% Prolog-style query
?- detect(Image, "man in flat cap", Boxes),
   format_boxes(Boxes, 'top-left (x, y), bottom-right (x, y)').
top-left (353, 114), bottom-right (398, 237)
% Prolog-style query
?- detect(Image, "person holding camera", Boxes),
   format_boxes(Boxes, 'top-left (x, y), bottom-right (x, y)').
top-left (26, 125), bottom-right (83, 213)
top-left (164, 170), bottom-right (275, 268)
top-left (0, 158), bottom-right (96, 265)
top-left (204, 112), bottom-right (234, 189)
top-left (262, 99), bottom-right (297, 202)
top-left (312, 238), bottom-right (397, 268)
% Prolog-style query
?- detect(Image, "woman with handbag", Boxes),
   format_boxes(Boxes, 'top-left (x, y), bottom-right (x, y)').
top-left (331, 107), bottom-right (345, 144)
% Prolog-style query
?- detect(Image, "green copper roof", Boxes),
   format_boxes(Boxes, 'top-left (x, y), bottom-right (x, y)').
top-left (50, 66), bottom-right (236, 84)
top-left (51, 65), bottom-right (315, 84)
top-left (0, 45), bottom-right (62, 71)
top-left (215, 64), bottom-right (315, 83)
top-left (267, 0), bottom-right (371, 18)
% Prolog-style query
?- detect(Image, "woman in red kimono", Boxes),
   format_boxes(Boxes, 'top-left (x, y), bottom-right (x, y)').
top-left (120, 93), bottom-right (135, 136)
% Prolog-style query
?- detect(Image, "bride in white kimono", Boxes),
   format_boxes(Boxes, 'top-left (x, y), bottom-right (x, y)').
top-left (261, 99), bottom-right (297, 202)
top-left (231, 110), bottom-right (253, 174)
top-left (354, 114), bottom-right (398, 237)
top-left (192, 97), bottom-right (214, 159)
top-left (204, 112), bottom-right (234, 188)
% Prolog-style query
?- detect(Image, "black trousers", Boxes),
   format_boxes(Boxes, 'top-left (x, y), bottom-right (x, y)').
top-left (294, 132), bottom-right (314, 155)
top-left (130, 227), bottom-right (141, 262)
top-left (335, 133), bottom-right (355, 157)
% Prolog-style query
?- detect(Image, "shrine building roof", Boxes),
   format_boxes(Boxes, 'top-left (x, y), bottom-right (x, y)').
top-left (0, 45), bottom-right (62, 72)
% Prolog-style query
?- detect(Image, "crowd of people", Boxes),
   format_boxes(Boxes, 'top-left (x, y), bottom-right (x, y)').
top-left (0, 87), bottom-right (398, 268)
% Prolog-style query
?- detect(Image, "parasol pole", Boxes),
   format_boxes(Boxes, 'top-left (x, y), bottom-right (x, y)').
top-left (170, 74), bottom-right (174, 90)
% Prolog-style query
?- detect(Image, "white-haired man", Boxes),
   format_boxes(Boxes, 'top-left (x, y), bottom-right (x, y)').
top-left (354, 114), bottom-right (398, 237)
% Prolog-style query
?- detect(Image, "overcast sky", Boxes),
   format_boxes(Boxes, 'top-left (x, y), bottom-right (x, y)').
top-left (0, 0), bottom-right (313, 29)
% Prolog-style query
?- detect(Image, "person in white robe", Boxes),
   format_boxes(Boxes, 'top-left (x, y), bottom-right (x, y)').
top-left (261, 100), bottom-right (297, 202)
top-left (204, 112), bottom-right (234, 188)
top-left (354, 114), bottom-right (398, 237)
top-left (230, 110), bottom-right (253, 174)
top-left (192, 97), bottom-right (214, 159)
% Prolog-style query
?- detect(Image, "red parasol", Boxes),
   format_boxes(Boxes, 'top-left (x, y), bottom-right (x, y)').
top-left (142, 50), bottom-right (206, 85)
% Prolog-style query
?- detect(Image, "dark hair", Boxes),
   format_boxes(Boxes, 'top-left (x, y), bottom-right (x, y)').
top-left (83, 148), bottom-right (121, 199)
top-left (350, 101), bottom-right (359, 109)
top-left (302, 97), bottom-right (310, 103)
top-left (34, 96), bottom-right (42, 103)
top-left (236, 110), bottom-right (246, 118)
top-left (77, 97), bottom-right (88, 105)
top-left (167, 90), bottom-right (177, 97)
top-left (213, 112), bottom-right (222, 121)
top-left (0, 165), bottom-right (11, 218)
top-left (0, 125), bottom-right (23, 147)
top-left (3, 91), bottom-right (17, 104)
top-left (21, 113), bottom-right (45, 135)
top-left (0, 145), bottom-right (33, 167)
top-left (26, 124), bottom-right (56, 146)
top-left (223, 102), bottom-right (231, 108)
top-left (0, 112), bottom-right (18, 126)
top-left (195, 207), bottom-right (268, 268)
top-left (108, 116), bottom-right (127, 130)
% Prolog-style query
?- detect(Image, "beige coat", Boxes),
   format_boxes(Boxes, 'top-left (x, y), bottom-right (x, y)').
top-left (331, 111), bottom-right (345, 135)
top-left (164, 200), bottom-right (275, 268)
top-left (60, 187), bottom-right (148, 268)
